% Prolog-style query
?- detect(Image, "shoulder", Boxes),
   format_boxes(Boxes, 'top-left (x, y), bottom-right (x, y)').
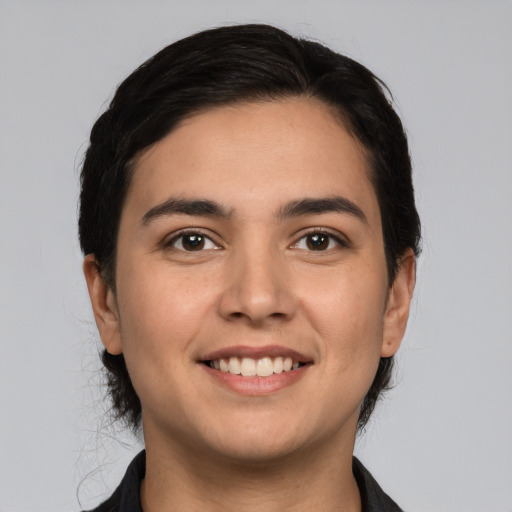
top-left (352, 457), bottom-right (404, 512)
top-left (81, 451), bottom-right (146, 512)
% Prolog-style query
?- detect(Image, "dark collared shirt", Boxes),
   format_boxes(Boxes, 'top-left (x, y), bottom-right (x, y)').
top-left (85, 450), bottom-right (403, 512)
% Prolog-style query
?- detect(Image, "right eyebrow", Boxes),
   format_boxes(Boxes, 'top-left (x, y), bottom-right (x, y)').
top-left (141, 197), bottom-right (232, 226)
top-left (276, 196), bottom-right (368, 224)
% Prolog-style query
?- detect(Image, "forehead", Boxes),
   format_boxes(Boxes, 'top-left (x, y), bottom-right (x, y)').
top-left (125, 97), bottom-right (378, 224)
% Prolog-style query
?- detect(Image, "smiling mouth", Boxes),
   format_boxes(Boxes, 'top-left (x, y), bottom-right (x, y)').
top-left (203, 356), bottom-right (309, 378)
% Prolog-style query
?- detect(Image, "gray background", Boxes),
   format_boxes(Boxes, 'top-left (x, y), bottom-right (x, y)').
top-left (1, 1), bottom-right (511, 511)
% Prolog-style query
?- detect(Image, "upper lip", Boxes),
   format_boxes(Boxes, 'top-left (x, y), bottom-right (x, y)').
top-left (201, 345), bottom-right (312, 363)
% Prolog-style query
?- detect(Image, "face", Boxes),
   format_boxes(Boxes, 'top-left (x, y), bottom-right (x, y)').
top-left (85, 97), bottom-right (414, 464)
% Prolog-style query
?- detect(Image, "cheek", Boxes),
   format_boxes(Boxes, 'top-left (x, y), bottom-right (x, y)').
top-left (114, 261), bottom-right (217, 367)
top-left (314, 279), bottom-right (386, 408)
top-left (298, 264), bottom-right (388, 365)
top-left (112, 264), bottom-right (219, 417)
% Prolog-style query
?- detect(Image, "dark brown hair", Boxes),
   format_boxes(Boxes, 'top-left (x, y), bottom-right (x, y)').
top-left (79, 23), bottom-right (421, 432)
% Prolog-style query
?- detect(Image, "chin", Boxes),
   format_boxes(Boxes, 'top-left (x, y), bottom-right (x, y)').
top-left (192, 411), bottom-right (349, 467)
top-left (206, 434), bottom-right (308, 466)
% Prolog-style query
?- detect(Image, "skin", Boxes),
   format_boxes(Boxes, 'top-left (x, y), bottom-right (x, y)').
top-left (84, 97), bottom-right (415, 512)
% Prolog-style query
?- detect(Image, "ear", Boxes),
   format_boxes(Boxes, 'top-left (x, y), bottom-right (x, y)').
top-left (83, 254), bottom-right (123, 355)
top-left (381, 248), bottom-right (416, 357)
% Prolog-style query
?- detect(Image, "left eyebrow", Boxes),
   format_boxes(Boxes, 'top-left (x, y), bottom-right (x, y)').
top-left (276, 196), bottom-right (368, 224)
top-left (141, 197), bottom-right (232, 226)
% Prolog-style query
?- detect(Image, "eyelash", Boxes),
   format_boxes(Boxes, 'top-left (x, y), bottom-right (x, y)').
top-left (164, 228), bottom-right (348, 253)
top-left (164, 230), bottom-right (221, 252)
top-left (291, 229), bottom-right (348, 252)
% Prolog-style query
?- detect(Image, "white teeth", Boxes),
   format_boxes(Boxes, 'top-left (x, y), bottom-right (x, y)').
top-left (211, 356), bottom-right (303, 377)
top-left (228, 356), bottom-right (241, 374)
top-left (273, 356), bottom-right (284, 374)
top-left (240, 358), bottom-right (257, 376)
top-left (256, 357), bottom-right (274, 377)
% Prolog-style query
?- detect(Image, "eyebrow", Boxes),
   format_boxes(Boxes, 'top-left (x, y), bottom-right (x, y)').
top-left (276, 196), bottom-right (367, 224)
top-left (141, 195), bottom-right (367, 226)
top-left (141, 198), bottom-right (232, 225)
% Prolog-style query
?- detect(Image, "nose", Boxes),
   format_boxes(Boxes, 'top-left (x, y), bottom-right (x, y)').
top-left (217, 243), bottom-right (296, 327)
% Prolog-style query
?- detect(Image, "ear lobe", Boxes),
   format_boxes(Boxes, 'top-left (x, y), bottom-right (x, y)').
top-left (83, 254), bottom-right (123, 355)
top-left (381, 249), bottom-right (416, 358)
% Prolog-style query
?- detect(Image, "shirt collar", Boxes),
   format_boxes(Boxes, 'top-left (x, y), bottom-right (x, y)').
top-left (96, 450), bottom-right (403, 512)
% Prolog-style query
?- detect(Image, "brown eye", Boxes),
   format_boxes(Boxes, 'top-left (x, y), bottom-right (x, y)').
top-left (306, 233), bottom-right (329, 251)
top-left (169, 232), bottom-right (219, 252)
top-left (292, 231), bottom-right (345, 252)
top-left (182, 234), bottom-right (205, 250)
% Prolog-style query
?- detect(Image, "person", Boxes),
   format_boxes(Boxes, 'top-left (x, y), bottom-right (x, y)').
top-left (79, 23), bottom-right (420, 512)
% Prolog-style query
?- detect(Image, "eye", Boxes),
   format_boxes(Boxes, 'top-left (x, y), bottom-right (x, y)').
top-left (167, 232), bottom-right (219, 252)
top-left (293, 231), bottom-right (345, 251)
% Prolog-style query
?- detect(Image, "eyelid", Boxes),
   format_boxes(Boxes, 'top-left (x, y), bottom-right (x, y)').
top-left (290, 228), bottom-right (350, 250)
top-left (163, 228), bottom-right (222, 250)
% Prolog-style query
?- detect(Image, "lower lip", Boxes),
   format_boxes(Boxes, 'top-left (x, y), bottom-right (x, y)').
top-left (201, 364), bottom-right (310, 396)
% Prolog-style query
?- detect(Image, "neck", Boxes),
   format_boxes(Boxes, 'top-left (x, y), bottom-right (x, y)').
top-left (140, 424), bottom-right (361, 512)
